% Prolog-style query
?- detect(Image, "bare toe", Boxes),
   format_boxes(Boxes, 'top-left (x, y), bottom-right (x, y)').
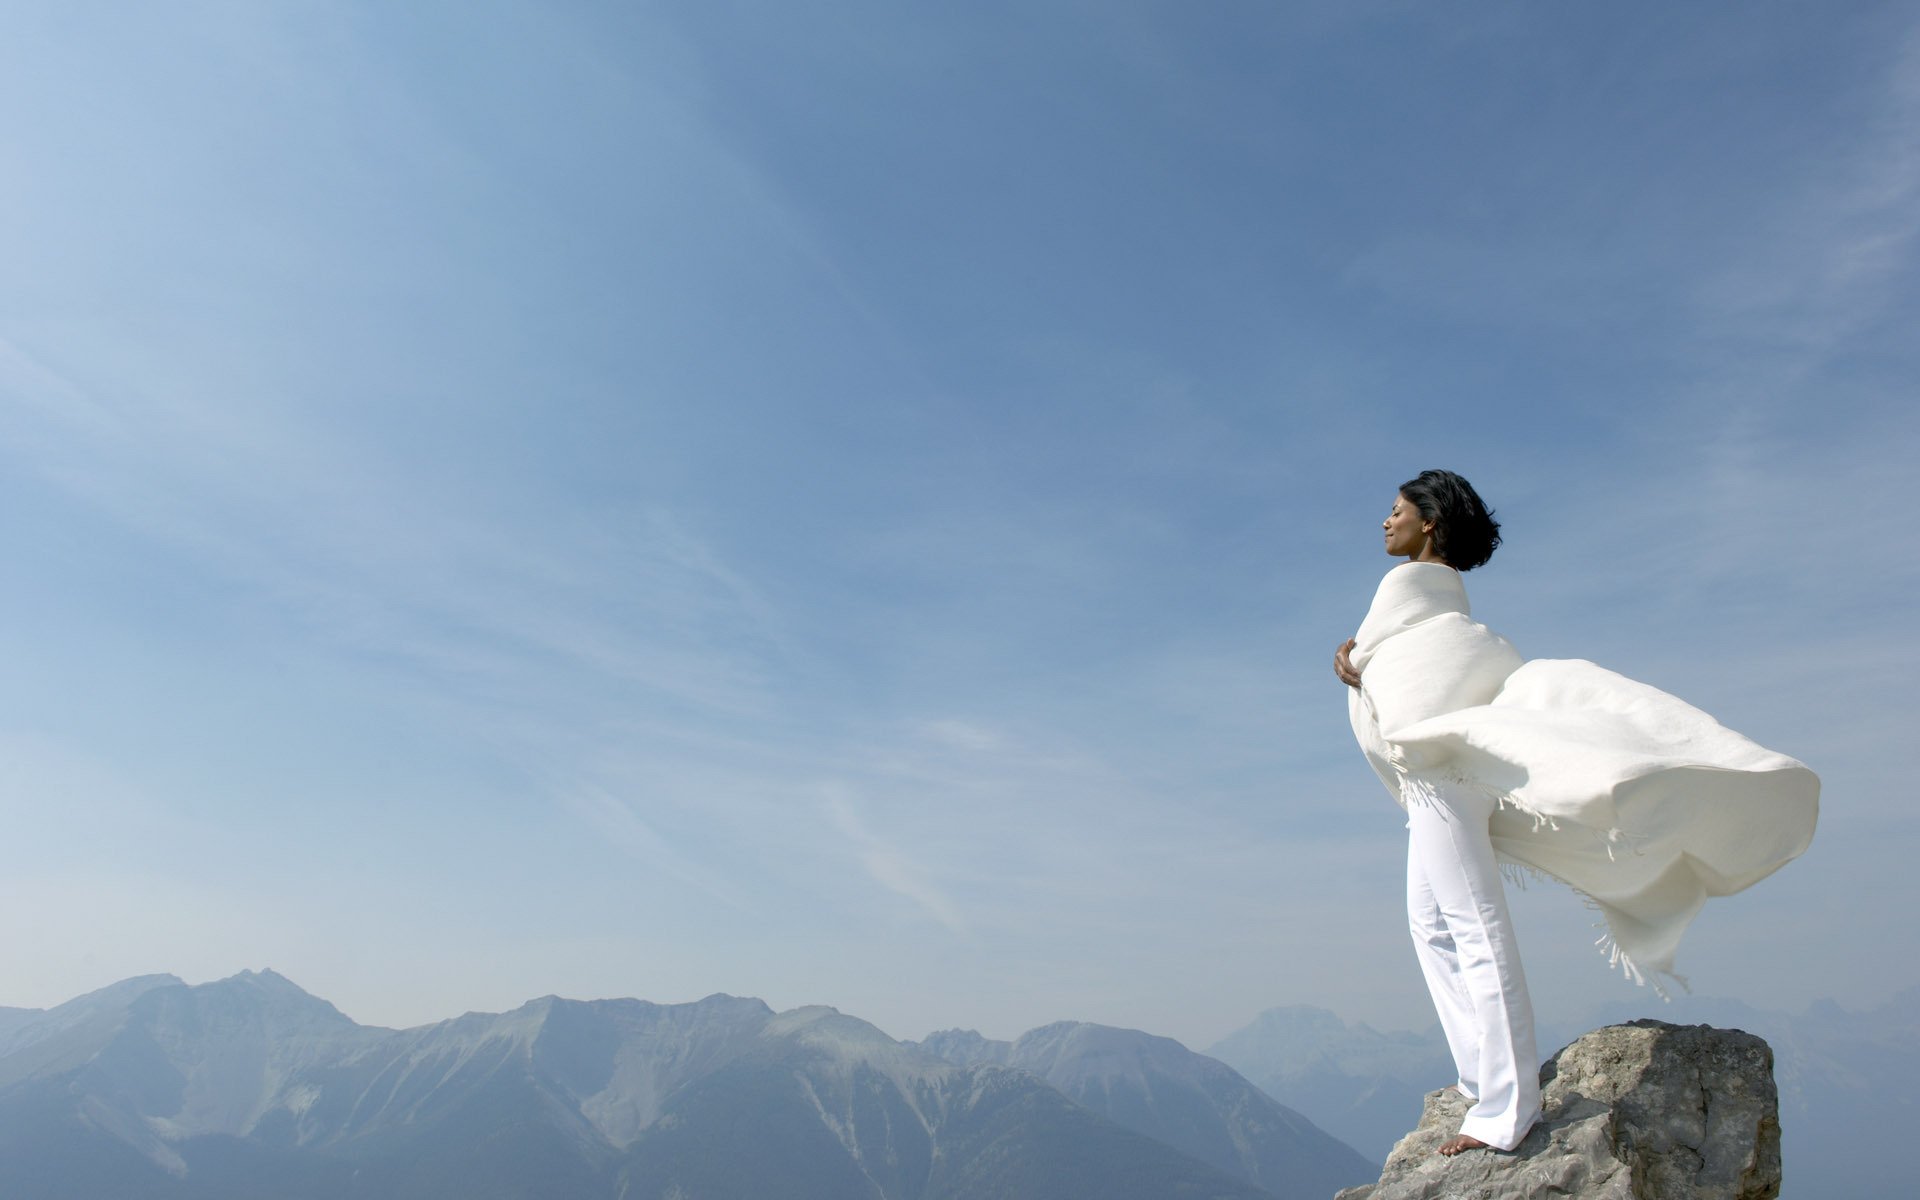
top-left (1438, 1134), bottom-right (1490, 1156)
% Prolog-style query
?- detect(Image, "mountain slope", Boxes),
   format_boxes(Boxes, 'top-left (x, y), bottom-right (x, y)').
top-left (917, 1019), bottom-right (1376, 1199)
top-left (0, 974), bottom-right (183, 1060)
top-left (1204, 1005), bottom-right (1452, 1162)
top-left (0, 969), bottom-right (386, 1187)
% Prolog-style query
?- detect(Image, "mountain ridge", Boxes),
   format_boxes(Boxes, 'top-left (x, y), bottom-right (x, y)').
top-left (0, 971), bottom-right (1356, 1200)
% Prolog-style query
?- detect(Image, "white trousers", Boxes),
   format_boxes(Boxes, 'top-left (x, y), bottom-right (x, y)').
top-left (1405, 777), bottom-right (1541, 1150)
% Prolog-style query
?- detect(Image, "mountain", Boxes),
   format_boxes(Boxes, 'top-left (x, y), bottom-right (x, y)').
top-left (914, 1021), bottom-right (1375, 1199)
top-left (0, 972), bottom-right (1278, 1200)
top-left (1203, 1005), bottom-right (1453, 1163)
top-left (1207, 990), bottom-right (1920, 1197)
top-left (616, 1007), bottom-right (1270, 1200)
top-left (0, 970), bottom-right (390, 1197)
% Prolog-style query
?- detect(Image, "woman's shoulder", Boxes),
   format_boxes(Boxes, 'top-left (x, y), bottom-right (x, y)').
top-left (1382, 560), bottom-right (1464, 585)
top-left (1370, 560), bottom-right (1468, 608)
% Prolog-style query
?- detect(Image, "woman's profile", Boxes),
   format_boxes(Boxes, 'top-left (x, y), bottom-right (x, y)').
top-left (1334, 469), bottom-right (1817, 1155)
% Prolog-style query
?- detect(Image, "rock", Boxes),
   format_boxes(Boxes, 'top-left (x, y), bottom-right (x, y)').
top-left (1333, 1021), bottom-right (1780, 1200)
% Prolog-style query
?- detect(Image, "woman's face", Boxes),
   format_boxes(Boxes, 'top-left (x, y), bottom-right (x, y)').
top-left (1383, 492), bottom-right (1434, 559)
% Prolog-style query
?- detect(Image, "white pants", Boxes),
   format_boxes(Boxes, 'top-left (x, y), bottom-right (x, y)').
top-left (1405, 777), bottom-right (1541, 1150)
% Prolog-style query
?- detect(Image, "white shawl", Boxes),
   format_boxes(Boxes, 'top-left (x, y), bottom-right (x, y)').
top-left (1348, 562), bottom-right (1819, 989)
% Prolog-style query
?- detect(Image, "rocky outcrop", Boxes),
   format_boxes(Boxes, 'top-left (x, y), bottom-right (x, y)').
top-left (1334, 1021), bottom-right (1780, 1200)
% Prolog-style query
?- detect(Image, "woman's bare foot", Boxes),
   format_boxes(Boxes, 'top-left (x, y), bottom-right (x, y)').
top-left (1438, 1134), bottom-right (1491, 1156)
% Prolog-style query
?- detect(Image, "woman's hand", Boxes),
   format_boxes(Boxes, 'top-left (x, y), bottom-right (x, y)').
top-left (1334, 638), bottom-right (1362, 688)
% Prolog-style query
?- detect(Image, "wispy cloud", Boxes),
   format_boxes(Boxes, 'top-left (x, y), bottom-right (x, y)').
top-left (558, 781), bottom-right (753, 911)
top-left (0, 338), bottom-right (791, 717)
top-left (822, 787), bottom-right (967, 935)
top-left (911, 718), bottom-right (1006, 754)
top-left (1689, 22), bottom-right (1920, 360)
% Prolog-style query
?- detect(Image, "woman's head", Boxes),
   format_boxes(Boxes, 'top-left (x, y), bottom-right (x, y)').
top-left (1394, 470), bottom-right (1501, 570)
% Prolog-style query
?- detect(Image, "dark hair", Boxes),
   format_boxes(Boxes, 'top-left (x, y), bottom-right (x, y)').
top-left (1399, 469), bottom-right (1501, 571)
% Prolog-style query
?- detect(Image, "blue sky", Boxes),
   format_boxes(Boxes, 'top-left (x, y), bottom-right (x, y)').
top-left (1, 0), bottom-right (1914, 1048)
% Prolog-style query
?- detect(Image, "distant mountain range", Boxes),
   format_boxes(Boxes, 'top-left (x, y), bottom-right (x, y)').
top-left (0, 971), bottom-right (1373, 1200)
top-left (11, 968), bottom-right (1897, 1197)
top-left (1205, 987), bottom-right (1920, 1198)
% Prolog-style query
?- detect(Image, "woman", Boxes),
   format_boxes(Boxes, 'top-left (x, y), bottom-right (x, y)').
top-left (1335, 470), bottom-right (1817, 1157)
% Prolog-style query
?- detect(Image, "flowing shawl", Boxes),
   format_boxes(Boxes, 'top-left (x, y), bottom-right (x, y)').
top-left (1348, 562), bottom-right (1818, 990)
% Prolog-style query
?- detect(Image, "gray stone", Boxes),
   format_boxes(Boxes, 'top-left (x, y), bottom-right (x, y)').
top-left (1333, 1021), bottom-right (1780, 1200)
